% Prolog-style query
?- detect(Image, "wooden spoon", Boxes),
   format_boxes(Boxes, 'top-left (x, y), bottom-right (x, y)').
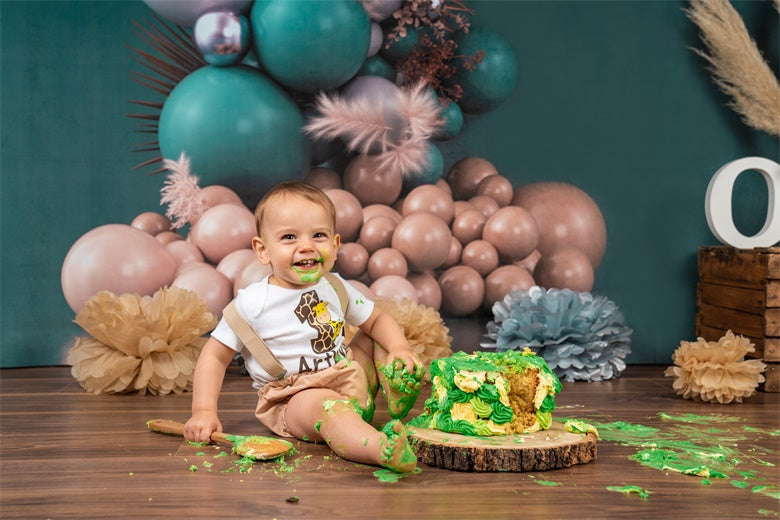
top-left (147, 419), bottom-right (293, 461)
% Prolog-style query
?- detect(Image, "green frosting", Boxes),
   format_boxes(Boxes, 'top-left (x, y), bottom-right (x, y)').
top-left (409, 350), bottom-right (560, 436)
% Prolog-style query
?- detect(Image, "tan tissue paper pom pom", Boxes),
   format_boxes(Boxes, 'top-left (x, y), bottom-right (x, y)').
top-left (664, 331), bottom-right (766, 404)
top-left (67, 287), bottom-right (217, 395)
top-left (346, 298), bottom-right (453, 380)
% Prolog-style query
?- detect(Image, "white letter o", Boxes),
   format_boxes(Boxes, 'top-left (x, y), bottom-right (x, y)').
top-left (705, 156), bottom-right (780, 249)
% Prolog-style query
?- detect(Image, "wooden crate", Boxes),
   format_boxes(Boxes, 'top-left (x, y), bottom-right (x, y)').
top-left (696, 246), bottom-right (780, 392)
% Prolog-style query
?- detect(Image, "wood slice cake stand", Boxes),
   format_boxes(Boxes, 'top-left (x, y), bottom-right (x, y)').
top-left (408, 421), bottom-right (597, 472)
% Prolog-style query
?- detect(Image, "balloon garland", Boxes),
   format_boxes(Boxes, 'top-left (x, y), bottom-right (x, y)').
top-left (63, 0), bottom-right (613, 337)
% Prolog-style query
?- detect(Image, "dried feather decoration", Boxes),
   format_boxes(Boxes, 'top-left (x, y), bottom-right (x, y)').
top-left (67, 287), bottom-right (217, 395)
top-left (687, 0), bottom-right (780, 137)
top-left (304, 82), bottom-right (442, 177)
top-left (664, 331), bottom-right (766, 404)
top-left (345, 298), bottom-right (453, 380)
top-left (159, 152), bottom-right (208, 229)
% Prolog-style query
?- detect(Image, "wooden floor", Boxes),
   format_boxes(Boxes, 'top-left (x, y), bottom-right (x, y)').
top-left (1, 364), bottom-right (778, 519)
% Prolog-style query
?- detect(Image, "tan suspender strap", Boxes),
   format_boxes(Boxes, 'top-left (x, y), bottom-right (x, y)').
top-left (222, 300), bottom-right (287, 380)
top-left (323, 273), bottom-right (349, 316)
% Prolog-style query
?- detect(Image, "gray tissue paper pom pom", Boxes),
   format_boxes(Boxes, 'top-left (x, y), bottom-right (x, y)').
top-left (482, 286), bottom-right (633, 382)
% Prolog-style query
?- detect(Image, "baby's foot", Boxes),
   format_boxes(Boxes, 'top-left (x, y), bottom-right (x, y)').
top-left (376, 358), bottom-right (423, 420)
top-left (379, 419), bottom-right (417, 473)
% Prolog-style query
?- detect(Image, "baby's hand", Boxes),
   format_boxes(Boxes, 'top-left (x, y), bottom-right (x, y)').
top-left (387, 348), bottom-right (422, 374)
top-left (184, 411), bottom-right (222, 443)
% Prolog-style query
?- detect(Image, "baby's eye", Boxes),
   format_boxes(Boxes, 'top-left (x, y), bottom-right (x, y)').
top-left (281, 233), bottom-right (295, 240)
top-left (313, 232), bottom-right (328, 239)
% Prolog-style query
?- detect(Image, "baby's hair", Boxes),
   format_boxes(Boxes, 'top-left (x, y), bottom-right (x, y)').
top-left (254, 181), bottom-right (337, 235)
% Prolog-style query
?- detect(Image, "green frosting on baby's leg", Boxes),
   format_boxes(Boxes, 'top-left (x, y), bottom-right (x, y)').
top-left (376, 357), bottom-right (423, 420)
top-left (379, 419), bottom-right (417, 473)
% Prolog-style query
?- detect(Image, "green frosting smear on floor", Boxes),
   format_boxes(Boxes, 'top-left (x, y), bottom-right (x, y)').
top-left (566, 413), bottom-right (779, 501)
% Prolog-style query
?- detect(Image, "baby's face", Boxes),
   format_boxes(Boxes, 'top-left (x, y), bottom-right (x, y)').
top-left (252, 194), bottom-right (340, 289)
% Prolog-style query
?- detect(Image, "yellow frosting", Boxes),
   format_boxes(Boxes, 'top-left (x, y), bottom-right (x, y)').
top-left (450, 402), bottom-right (477, 423)
top-left (454, 370), bottom-right (486, 392)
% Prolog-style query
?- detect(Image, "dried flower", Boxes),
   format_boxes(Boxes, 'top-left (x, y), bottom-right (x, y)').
top-left (386, 0), bottom-right (474, 44)
top-left (67, 287), bottom-right (217, 395)
top-left (665, 331), bottom-right (766, 404)
top-left (396, 34), bottom-right (484, 103)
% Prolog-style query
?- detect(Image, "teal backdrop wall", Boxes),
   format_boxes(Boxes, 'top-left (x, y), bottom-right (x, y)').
top-left (1, 0), bottom-right (778, 367)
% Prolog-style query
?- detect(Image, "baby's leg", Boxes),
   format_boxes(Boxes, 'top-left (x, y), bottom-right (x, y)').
top-left (285, 388), bottom-right (417, 473)
top-left (373, 344), bottom-right (424, 420)
top-left (348, 331), bottom-right (378, 396)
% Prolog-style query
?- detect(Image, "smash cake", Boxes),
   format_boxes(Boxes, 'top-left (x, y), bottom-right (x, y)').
top-left (409, 349), bottom-right (562, 436)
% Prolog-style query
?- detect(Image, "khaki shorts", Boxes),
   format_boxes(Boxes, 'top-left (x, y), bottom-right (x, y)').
top-left (255, 350), bottom-right (370, 437)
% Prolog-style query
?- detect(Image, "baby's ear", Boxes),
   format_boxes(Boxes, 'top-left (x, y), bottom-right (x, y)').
top-left (251, 236), bottom-right (271, 265)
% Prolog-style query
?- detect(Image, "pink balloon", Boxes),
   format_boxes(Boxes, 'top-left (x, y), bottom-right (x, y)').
top-left (199, 185), bottom-right (243, 210)
top-left (172, 265), bottom-right (233, 318)
top-left (512, 182), bottom-right (607, 268)
top-left (61, 224), bottom-right (178, 313)
top-left (441, 236), bottom-right (463, 269)
top-left (234, 261), bottom-right (273, 295)
top-left (447, 156), bottom-right (498, 200)
top-left (131, 212), bottom-right (171, 235)
top-left (483, 265), bottom-right (535, 310)
top-left (516, 249), bottom-right (541, 274)
top-left (435, 178), bottom-right (452, 196)
top-left (451, 209), bottom-right (486, 245)
top-left (476, 175), bottom-right (513, 207)
top-left (347, 279), bottom-right (375, 299)
top-left (343, 155), bottom-right (403, 206)
top-left (189, 203), bottom-right (256, 264)
top-left (401, 184), bottom-right (455, 225)
top-left (453, 200), bottom-right (475, 217)
top-left (334, 242), bottom-right (369, 279)
top-left (391, 213), bottom-right (452, 271)
top-left (166, 239), bottom-right (205, 266)
top-left (534, 246), bottom-right (595, 292)
top-left (468, 195), bottom-right (499, 218)
top-left (359, 216), bottom-right (396, 254)
top-left (460, 240), bottom-right (499, 277)
top-left (155, 231), bottom-right (183, 244)
top-left (408, 271), bottom-right (442, 310)
top-left (370, 275), bottom-right (418, 303)
top-left (362, 204), bottom-right (402, 224)
top-left (367, 248), bottom-right (408, 281)
top-left (482, 206), bottom-right (539, 263)
top-left (325, 189), bottom-right (363, 242)
top-left (175, 260), bottom-right (215, 278)
top-left (216, 249), bottom-right (257, 282)
top-left (438, 265), bottom-right (484, 317)
top-left (304, 166), bottom-right (342, 192)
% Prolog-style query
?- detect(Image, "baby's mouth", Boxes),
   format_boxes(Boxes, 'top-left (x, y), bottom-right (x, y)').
top-left (294, 259), bottom-right (321, 270)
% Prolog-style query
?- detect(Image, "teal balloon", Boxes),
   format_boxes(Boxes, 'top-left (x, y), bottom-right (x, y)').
top-left (356, 55), bottom-right (396, 81)
top-left (404, 141), bottom-right (444, 190)
top-left (250, 0), bottom-right (370, 92)
top-left (434, 100), bottom-right (463, 140)
top-left (158, 66), bottom-right (309, 187)
top-left (453, 30), bottom-right (518, 114)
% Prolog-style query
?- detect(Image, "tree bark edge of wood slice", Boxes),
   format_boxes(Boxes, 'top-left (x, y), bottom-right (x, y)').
top-left (408, 421), bottom-right (597, 472)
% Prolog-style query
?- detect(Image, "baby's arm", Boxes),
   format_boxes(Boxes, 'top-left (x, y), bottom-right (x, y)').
top-left (184, 337), bottom-right (236, 443)
top-left (359, 307), bottom-right (418, 371)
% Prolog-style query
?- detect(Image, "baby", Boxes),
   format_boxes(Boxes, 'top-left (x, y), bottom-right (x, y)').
top-left (184, 181), bottom-right (423, 473)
